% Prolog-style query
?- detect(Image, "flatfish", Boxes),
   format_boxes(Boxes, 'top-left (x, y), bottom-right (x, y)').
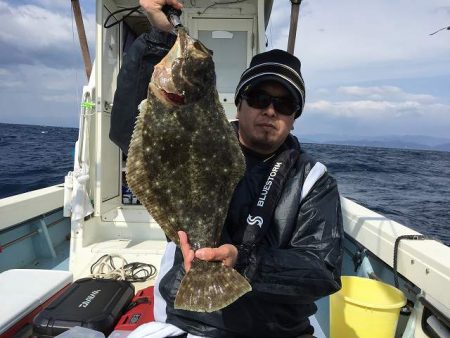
top-left (126, 29), bottom-right (251, 312)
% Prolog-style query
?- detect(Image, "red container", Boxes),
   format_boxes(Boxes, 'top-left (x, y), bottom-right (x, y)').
top-left (114, 286), bottom-right (155, 331)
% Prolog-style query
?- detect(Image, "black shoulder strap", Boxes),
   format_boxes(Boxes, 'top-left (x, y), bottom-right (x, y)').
top-left (239, 148), bottom-right (299, 255)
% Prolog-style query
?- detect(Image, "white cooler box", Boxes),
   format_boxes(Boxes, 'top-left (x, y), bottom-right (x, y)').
top-left (0, 269), bottom-right (72, 337)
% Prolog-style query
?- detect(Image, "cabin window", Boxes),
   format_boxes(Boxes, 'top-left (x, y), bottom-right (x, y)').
top-left (198, 30), bottom-right (248, 93)
top-left (194, 18), bottom-right (254, 94)
top-left (192, 18), bottom-right (255, 119)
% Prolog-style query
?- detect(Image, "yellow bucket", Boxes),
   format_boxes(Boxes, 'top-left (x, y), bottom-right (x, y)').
top-left (330, 276), bottom-right (406, 338)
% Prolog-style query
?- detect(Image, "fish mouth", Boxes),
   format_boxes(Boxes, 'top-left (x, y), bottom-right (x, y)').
top-left (151, 60), bottom-right (185, 105)
top-left (161, 89), bottom-right (185, 105)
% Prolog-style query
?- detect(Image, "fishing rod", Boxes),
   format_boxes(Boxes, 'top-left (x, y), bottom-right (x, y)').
top-left (429, 25), bottom-right (450, 35)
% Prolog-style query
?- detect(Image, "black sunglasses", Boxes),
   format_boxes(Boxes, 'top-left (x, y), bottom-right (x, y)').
top-left (241, 90), bottom-right (299, 116)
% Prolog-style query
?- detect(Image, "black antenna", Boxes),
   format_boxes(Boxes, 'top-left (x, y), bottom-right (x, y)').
top-left (429, 25), bottom-right (450, 36)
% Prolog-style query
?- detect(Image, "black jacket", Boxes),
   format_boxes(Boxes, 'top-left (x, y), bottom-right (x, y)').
top-left (158, 128), bottom-right (343, 338)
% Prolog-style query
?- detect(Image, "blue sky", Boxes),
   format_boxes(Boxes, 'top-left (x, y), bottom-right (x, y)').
top-left (0, 0), bottom-right (449, 139)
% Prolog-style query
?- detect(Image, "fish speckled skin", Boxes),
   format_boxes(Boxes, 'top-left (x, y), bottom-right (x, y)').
top-left (126, 29), bottom-right (251, 312)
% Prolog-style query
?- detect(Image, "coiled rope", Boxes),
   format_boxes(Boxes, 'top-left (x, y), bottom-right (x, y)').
top-left (90, 254), bottom-right (157, 282)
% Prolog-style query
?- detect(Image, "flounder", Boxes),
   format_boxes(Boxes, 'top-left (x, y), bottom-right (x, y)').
top-left (126, 29), bottom-right (251, 312)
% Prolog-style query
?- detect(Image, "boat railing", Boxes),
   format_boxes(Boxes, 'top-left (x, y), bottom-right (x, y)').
top-left (0, 185), bottom-right (71, 272)
top-left (0, 185), bottom-right (65, 232)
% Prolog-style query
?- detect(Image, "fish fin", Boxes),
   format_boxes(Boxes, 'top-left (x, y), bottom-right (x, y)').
top-left (126, 99), bottom-right (179, 243)
top-left (174, 260), bottom-right (251, 312)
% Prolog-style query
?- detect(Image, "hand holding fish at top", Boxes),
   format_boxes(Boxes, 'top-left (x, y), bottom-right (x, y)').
top-left (178, 231), bottom-right (238, 273)
top-left (139, 0), bottom-right (183, 32)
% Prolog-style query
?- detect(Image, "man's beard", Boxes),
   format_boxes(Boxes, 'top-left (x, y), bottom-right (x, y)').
top-left (249, 131), bottom-right (277, 152)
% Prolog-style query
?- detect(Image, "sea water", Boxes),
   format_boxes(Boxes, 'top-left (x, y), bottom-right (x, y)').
top-left (0, 122), bottom-right (449, 245)
top-left (302, 142), bottom-right (450, 246)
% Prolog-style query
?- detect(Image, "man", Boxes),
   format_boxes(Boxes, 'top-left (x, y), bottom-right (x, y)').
top-left (125, 1), bottom-right (344, 337)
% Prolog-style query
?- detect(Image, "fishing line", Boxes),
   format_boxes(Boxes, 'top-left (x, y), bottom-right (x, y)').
top-left (429, 25), bottom-right (450, 36)
top-left (268, 9), bottom-right (274, 49)
top-left (104, 6), bottom-right (142, 29)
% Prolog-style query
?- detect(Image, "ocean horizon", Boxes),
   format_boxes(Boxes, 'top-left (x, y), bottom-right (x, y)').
top-left (1, 122), bottom-right (449, 246)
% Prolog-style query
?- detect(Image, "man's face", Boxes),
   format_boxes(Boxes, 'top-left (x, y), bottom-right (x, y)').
top-left (237, 81), bottom-right (296, 154)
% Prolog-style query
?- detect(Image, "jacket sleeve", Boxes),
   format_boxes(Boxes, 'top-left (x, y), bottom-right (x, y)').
top-left (247, 173), bottom-right (343, 303)
top-left (109, 29), bottom-right (176, 155)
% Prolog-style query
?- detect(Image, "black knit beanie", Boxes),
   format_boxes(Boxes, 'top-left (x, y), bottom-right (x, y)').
top-left (234, 49), bottom-right (305, 118)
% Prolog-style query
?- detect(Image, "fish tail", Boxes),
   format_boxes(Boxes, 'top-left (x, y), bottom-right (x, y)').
top-left (174, 259), bottom-right (251, 312)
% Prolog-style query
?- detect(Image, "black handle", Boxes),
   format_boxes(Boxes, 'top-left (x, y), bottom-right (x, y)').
top-left (162, 5), bottom-right (183, 29)
top-left (162, 4), bottom-right (182, 18)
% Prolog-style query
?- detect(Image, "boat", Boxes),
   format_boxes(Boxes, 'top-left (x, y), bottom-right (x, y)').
top-left (0, 1), bottom-right (449, 337)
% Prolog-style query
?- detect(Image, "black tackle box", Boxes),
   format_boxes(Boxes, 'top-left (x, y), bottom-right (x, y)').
top-left (33, 278), bottom-right (135, 337)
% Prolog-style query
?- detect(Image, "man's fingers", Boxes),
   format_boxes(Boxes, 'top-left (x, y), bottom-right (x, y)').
top-left (196, 244), bottom-right (238, 267)
top-left (139, 0), bottom-right (183, 32)
top-left (167, 0), bottom-right (183, 9)
top-left (178, 231), bottom-right (194, 272)
top-left (178, 231), bottom-right (189, 252)
top-left (178, 231), bottom-right (238, 269)
top-left (195, 248), bottom-right (215, 261)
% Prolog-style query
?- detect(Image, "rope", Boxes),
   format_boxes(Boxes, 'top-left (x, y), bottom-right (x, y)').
top-left (393, 235), bottom-right (427, 288)
top-left (90, 254), bottom-right (157, 282)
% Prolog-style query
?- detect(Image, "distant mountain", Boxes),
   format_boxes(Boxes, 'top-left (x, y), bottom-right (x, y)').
top-left (434, 142), bottom-right (450, 152)
top-left (296, 133), bottom-right (450, 152)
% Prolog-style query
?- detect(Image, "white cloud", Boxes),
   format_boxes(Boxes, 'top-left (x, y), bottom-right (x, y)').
top-left (34, 0), bottom-right (72, 10)
top-left (1, 63), bottom-right (82, 92)
top-left (0, 80), bottom-right (23, 88)
top-left (308, 99), bottom-right (426, 118)
top-left (303, 100), bottom-right (450, 138)
top-left (0, 63), bottom-right (82, 127)
top-left (42, 94), bottom-right (79, 103)
top-left (305, 85), bottom-right (450, 131)
top-left (0, 1), bottom-right (95, 55)
top-left (315, 88), bottom-right (330, 95)
top-left (337, 86), bottom-right (437, 103)
top-left (0, 3), bottom-right (71, 49)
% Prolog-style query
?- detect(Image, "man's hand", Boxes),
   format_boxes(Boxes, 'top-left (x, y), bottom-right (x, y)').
top-left (178, 231), bottom-right (238, 273)
top-left (139, 0), bottom-right (183, 32)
